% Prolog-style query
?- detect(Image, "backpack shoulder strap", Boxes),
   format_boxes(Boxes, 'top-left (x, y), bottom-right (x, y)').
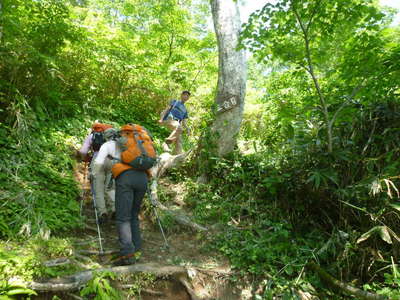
top-left (163, 100), bottom-right (179, 120)
top-left (133, 131), bottom-right (148, 156)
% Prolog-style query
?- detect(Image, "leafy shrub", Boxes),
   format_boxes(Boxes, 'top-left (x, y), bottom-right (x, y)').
top-left (0, 119), bottom-right (83, 238)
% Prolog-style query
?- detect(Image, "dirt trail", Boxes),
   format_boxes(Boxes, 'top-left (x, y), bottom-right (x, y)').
top-left (55, 162), bottom-right (241, 300)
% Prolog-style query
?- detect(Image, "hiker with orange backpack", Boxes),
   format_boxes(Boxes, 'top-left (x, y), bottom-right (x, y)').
top-left (93, 124), bottom-right (157, 266)
top-left (79, 122), bottom-right (114, 224)
top-left (158, 90), bottom-right (191, 154)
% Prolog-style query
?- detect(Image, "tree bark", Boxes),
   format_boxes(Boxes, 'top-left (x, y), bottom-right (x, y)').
top-left (210, 0), bottom-right (246, 157)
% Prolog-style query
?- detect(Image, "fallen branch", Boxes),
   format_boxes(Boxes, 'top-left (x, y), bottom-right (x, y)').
top-left (29, 263), bottom-right (186, 292)
top-left (307, 262), bottom-right (388, 300)
top-left (43, 258), bottom-right (71, 267)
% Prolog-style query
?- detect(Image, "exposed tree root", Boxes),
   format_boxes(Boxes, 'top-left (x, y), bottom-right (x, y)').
top-left (29, 262), bottom-right (230, 299)
top-left (194, 266), bottom-right (232, 276)
top-left (29, 263), bottom-right (186, 292)
top-left (151, 151), bottom-right (191, 178)
top-left (177, 274), bottom-right (200, 300)
top-left (307, 262), bottom-right (388, 300)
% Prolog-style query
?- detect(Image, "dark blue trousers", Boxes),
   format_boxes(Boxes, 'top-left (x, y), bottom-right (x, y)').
top-left (115, 169), bottom-right (147, 256)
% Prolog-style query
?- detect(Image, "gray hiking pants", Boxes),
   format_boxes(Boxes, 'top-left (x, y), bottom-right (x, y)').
top-left (92, 159), bottom-right (115, 216)
top-left (115, 169), bottom-right (148, 256)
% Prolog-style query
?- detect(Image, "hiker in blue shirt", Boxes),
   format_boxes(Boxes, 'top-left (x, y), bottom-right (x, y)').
top-left (159, 91), bottom-right (191, 154)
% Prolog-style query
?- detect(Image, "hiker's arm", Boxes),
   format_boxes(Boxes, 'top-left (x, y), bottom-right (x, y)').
top-left (79, 134), bottom-right (92, 158)
top-left (158, 106), bottom-right (170, 123)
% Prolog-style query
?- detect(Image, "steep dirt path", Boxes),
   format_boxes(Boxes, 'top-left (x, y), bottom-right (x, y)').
top-left (47, 161), bottom-right (240, 300)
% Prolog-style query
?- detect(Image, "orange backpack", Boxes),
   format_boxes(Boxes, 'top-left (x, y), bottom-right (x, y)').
top-left (111, 124), bottom-right (157, 178)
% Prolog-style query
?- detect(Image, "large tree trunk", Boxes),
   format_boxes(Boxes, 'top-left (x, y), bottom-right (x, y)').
top-left (210, 0), bottom-right (246, 157)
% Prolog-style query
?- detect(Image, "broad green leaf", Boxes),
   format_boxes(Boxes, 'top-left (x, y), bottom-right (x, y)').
top-left (378, 226), bottom-right (392, 244)
top-left (6, 288), bottom-right (37, 296)
top-left (389, 203), bottom-right (400, 212)
top-left (357, 226), bottom-right (393, 244)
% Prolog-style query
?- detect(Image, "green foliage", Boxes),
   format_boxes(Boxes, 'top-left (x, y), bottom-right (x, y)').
top-left (119, 273), bottom-right (156, 298)
top-left (1, 0), bottom-right (83, 123)
top-left (0, 281), bottom-right (37, 299)
top-left (0, 119), bottom-right (83, 238)
top-left (1, 0), bottom-right (217, 141)
top-left (0, 237), bottom-right (76, 298)
top-left (241, 0), bottom-right (399, 154)
top-left (80, 271), bottom-right (122, 300)
top-left (229, 1), bottom-right (400, 292)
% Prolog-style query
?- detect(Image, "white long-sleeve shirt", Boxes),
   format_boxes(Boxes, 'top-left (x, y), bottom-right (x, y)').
top-left (92, 141), bottom-right (121, 175)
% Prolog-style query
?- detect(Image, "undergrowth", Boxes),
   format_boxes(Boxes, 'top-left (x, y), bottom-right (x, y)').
top-left (0, 119), bottom-right (84, 239)
top-left (182, 134), bottom-right (400, 299)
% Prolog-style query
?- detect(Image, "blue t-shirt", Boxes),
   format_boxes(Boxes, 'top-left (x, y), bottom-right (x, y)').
top-left (163, 100), bottom-right (188, 121)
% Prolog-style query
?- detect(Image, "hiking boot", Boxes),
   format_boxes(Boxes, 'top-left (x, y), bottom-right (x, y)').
top-left (112, 257), bottom-right (135, 266)
top-left (98, 213), bottom-right (108, 225)
top-left (112, 253), bottom-right (137, 266)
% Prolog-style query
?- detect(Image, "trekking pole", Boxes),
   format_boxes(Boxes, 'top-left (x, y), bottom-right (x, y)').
top-left (90, 175), bottom-right (104, 253)
top-left (147, 185), bottom-right (169, 249)
top-left (80, 160), bottom-right (88, 216)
